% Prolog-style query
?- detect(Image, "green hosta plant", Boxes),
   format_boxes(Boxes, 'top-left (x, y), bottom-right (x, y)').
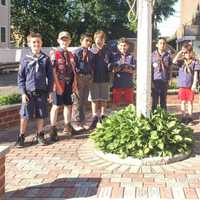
top-left (90, 105), bottom-right (193, 159)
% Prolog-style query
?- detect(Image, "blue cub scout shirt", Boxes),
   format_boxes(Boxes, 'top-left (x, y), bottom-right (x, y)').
top-left (74, 47), bottom-right (94, 75)
top-left (18, 50), bottom-right (53, 94)
top-left (90, 45), bottom-right (111, 83)
top-left (110, 51), bottom-right (136, 88)
top-left (152, 50), bottom-right (172, 81)
top-left (176, 59), bottom-right (200, 88)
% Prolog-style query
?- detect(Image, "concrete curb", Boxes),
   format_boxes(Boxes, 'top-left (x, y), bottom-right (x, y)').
top-left (93, 142), bottom-right (191, 166)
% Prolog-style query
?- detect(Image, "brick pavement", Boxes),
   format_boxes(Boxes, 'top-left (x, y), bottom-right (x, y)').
top-left (2, 95), bottom-right (200, 199)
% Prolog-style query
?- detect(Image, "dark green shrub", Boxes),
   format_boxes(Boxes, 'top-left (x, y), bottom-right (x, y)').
top-left (0, 94), bottom-right (21, 106)
top-left (90, 105), bottom-right (193, 159)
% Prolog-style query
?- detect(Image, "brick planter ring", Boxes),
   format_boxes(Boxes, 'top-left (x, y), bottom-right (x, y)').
top-left (0, 146), bottom-right (10, 200)
top-left (94, 148), bottom-right (191, 166)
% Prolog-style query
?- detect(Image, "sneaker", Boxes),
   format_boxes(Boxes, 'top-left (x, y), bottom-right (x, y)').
top-left (72, 123), bottom-right (85, 131)
top-left (63, 123), bottom-right (76, 137)
top-left (186, 117), bottom-right (193, 125)
top-left (181, 116), bottom-right (187, 123)
top-left (16, 134), bottom-right (25, 148)
top-left (50, 126), bottom-right (59, 142)
top-left (89, 116), bottom-right (99, 130)
top-left (36, 132), bottom-right (47, 146)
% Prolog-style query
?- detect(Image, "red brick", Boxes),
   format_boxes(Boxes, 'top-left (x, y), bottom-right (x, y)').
top-left (111, 186), bottom-right (124, 198)
top-left (184, 188), bottom-right (198, 199)
top-left (160, 187), bottom-right (173, 199)
top-left (123, 173), bottom-right (143, 178)
top-left (0, 111), bottom-right (9, 118)
top-left (0, 157), bottom-right (5, 165)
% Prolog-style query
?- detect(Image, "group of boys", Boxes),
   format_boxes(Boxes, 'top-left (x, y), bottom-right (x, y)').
top-left (16, 31), bottom-right (200, 148)
top-left (16, 31), bottom-right (136, 148)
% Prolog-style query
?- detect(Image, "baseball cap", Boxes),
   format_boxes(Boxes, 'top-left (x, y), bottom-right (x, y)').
top-left (58, 31), bottom-right (71, 39)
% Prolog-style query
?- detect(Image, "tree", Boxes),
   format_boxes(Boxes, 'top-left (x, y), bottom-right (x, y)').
top-left (153, 0), bottom-right (178, 38)
top-left (11, 0), bottom-right (69, 46)
top-left (11, 0), bottom-right (178, 46)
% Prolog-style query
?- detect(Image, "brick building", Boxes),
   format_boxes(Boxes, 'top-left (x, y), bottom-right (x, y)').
top-left (177, 0), bottom-right (200, 56)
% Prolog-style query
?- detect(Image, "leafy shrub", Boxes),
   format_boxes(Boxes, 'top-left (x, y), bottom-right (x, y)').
top-left (0, 94), bottom-right (21, 106)
top-left (90, 105), bottom-right (193, 159)
top-left (168, 79), bottom-right (178, 89)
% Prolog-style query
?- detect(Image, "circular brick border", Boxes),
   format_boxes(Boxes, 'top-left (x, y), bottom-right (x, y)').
top-left (94, 148), bottom-right (191, 166)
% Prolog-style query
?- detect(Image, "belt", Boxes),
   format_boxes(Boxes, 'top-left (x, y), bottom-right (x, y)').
top-left (78, 73), bottom-right (91, 77)
top-left (27, 90), bottom-right (46, 97)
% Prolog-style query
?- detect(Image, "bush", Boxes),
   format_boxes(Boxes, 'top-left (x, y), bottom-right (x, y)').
top-left (168, 79), bottom-right (178, 90)
top-left (0, 94), bottom-right (21, 106)
top-left (90, 105), bottom-right (193, 159)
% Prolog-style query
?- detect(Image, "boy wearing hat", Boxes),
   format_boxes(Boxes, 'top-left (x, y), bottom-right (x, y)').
top-left (49, 31), bottom-right (78, 141)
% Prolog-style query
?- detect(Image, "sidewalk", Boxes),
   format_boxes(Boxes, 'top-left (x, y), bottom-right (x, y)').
top-left (3, 97), bottom-right (200, 199)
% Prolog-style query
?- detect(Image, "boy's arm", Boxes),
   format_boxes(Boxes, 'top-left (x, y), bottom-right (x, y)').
top-left (172, 51), bottom-right (184, 64)
top-left (17, 59), bottom-right (26, 95)
top-left (192, 60), bottom-right (200, 91)
top-left (46, 57), bottom-right (53, 94)
top-left (18, 59), bottom-right (29, 103)
top-left (167, 55), bottom-right (173, 82)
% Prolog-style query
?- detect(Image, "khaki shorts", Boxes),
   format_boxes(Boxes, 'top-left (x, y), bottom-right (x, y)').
top-left (89, 82), bottom-right (110, 102)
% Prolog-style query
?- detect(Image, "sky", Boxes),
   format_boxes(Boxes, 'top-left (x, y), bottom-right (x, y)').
top-left (157, 0), bottom-right (181, 37)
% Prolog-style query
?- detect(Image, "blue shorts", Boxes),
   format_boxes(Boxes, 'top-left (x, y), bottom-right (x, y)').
top-left (20, 93), bottom-right (48, 119)
top-left (52, 84), bottom-right (73, 106)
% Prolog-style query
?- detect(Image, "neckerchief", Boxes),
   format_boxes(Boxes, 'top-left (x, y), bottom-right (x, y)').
top-left (26, 52), bottom-right (44, 73)
top-left (82, 48), bottom-right (89, 63)
top-left (156, 50), bottom-right (167, 72)
top-left (183, 59), bottom-right (193, 74)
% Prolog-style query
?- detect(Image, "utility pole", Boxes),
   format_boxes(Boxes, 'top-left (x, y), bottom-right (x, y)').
top-left (136, 0), bottom-right (153, 117)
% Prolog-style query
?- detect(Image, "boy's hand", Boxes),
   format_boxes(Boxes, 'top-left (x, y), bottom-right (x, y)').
top-left (191, 83), bottom-right (196, 92)
top-left (48, 93), bottom-right (53, 103)
top-left (22, 94), bottom-right (29, 104)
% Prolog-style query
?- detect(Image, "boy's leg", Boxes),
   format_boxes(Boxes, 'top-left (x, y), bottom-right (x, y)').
top-left (124, 88), bottom-right (134, 106)
top-left (50, 105), bottom-right (59, 127)
top-left (36, 118), bottom-right (47, 145)
top-left (99, 82), bottom-right (109, 117)
top-left (63, 105), bottom-right (75, 136)
top-left (36, 118), bottom-right (44, 134)
top-left (113, 88), bottom-right (121, 107)
top-left (152, 80), bottom-right (159, 111)
top-left (72, 75), bottom-right (85, 129)
top-left (16, 118), bottom-right (28, 148)
top-left (35, 94), bottom-right (48, 145)
top-left (50, 104), bottom-right (60, 142)
top-left (160, 81), bottom-right (168, 110)
top-left (100, 101), bottom-right (107, 116)
top-left (17, 95), bottom-right (34, 147)
top-left (181, 100), bottom-right (186, 122)
top-left (188, 101), bottom-right (193, 116)
top-left (89, 101), bottom-right (99, 129)
top-left (20, 118), bottom-right (28, 136)
top-left (91, 101), bottom-right (98, 116)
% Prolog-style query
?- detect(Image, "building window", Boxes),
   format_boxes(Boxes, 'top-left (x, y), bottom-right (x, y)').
top-left (1, 27), bottom-right (6, 43)
top-left (1, 0), bottom-right (6, 6)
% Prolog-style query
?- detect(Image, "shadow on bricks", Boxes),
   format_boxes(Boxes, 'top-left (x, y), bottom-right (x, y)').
top-left (5, 177), bottom-right (101, 199)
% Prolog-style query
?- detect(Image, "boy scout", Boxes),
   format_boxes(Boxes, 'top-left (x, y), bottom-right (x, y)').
top-left (17, 32), bottom-right (53, 147)
top-left (50, 31), bottom-right (77, 141)
top-left (72, 33), bottom-right (94, 130)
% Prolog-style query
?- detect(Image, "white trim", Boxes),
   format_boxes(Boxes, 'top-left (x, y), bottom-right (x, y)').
top-left (0, 26), bottom-right (7, 43)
